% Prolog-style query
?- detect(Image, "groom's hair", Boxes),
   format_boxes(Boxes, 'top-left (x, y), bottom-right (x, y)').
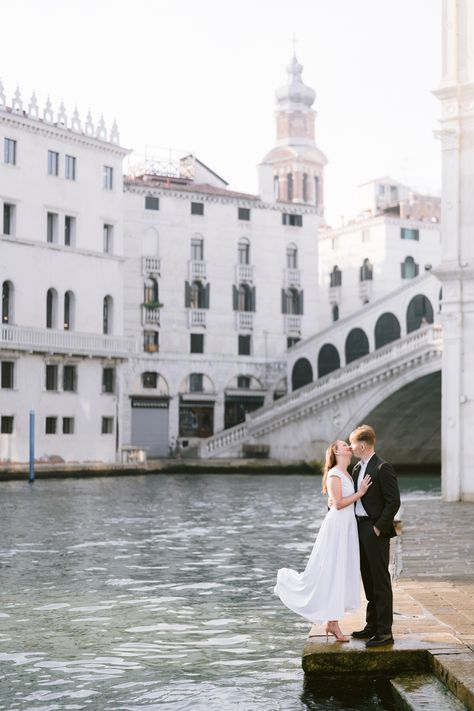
top-left (350, 424), bottom-right (376, 447)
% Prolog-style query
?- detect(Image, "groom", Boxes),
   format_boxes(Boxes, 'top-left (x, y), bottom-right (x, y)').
top-left (349, 424), bottom-right (400, 647)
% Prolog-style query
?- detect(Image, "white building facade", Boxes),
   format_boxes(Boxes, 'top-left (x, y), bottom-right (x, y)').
top-left (0, 85), bottom-right (134, 464)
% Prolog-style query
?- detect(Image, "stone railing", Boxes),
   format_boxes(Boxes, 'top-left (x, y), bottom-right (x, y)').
top-left (142, 305), bottom-right (160, 326)
top-left (285, 315), bottom-right (302, 333)
top-left (199, 325), bottom-right (443, 457)
top-left (0, 324), bottom-right (137, 358)
top-left (236, 264), bottom-right (254, 282)
top-left (235, 312), bottom-right (253, 330)
top-left (187, 309), bottom-right (206, 327)
top-left (142, 256), bottom-right (161, 275)
top-left (285, 268), bottom-right (301, 288)
top-left (188, 260), bottom-right (207, 280)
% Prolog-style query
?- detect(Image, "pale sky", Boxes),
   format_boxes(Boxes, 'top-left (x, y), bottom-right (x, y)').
top-left (1, 0), bottom-right (441, 225)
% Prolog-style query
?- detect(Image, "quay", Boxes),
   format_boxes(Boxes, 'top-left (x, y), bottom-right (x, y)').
top-left (304, 497), bottom-right (474, 709)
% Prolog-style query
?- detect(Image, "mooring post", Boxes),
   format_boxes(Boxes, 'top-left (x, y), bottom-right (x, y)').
top-left (29, 410), bottom-right (35, 484)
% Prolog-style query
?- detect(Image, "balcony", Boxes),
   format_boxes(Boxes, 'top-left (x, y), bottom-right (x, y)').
top-left (142, 256), bottom-right (161, 275)
top-left (142, 304), bottom-right (161, 326)
top-left (235, 264), bottom-right (254, 283)
top-left (284, 315), bottom-right (302, 334)
top-left (235, 311), bottom-right (254, 331)
top-left (187, 309), bottom-right (207, 328)
top-left (188, 260), bottom-right (207, 280)
top-left (284, 268), bottom-right (301, 288)
top-left (0, 324), bottom-right (137, 358)
top-left (359, 280), bottom-right (373, 304)
top-left (329, 286), bottom-right (341, 305)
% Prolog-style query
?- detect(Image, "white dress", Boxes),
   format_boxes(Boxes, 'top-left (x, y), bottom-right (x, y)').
top-left (274, 467), bottom-right (360, 623)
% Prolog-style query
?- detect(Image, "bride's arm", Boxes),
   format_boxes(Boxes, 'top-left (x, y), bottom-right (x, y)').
top-left (328, 475), bottom-right (372, 510)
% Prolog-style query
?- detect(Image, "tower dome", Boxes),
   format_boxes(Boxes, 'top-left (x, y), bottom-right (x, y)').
top-left (275, 55), bottom-right (316, 109)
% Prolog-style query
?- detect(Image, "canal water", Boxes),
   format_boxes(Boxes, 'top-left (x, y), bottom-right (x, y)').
top-left (0, 473), bottom-right (440, 710)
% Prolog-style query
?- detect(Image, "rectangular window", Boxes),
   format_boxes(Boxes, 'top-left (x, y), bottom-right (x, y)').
top-left (103, 224), bottom-right (114, 254)
top-left (142, 371), bottom-right (158, 388)
top-left (4, 138), bottom-right (16, 165)
top-left (144, 330), bottom-right (159, 353)
top-left (46, 364), bottom-right (58, 391)
top-left (282, 213), bottom-right (303, 227)
top-left (3, 203), bottom-right (15, 236)
top-left (401, 227), bottom-right (419, 241)
top-left (287, 337), bottom-right (301, 349)
top-left (101, 416), bottom-right (114, 434)
top-left (191, 237), bottom-right (204, 261)
top-left (145, 196), bottom-right (159, 210)
top-left (103, 165), bottom-right (113, 190)
top-left (48, 150), bottom-right (59, 176)
top-left (65, 155), bottom-right (76, 180)
top-left (45, 416), bottom-right (57, 434)
top-left (64, 215), bottom-right (75, 246)
top-left (1, 416), bottom-right (14, 434)
top-left (63, 365), bottom-right (77, 392)
top-left (47, 212), bottom-right (58, 243)
top-left (102, 367), bottom-right (115, 393)
top-left (191, 202), bottom-right (204, 216)
top-left (190, 333), bottom-right (204, 353)
top-left (1, 361), bottom-right (14, 389)
top-left (238, 335), bottom-right (251, 356)
top-left (62, 417), bottom-right (74, 434)
top-left (189, 373), bottom-right (203, 392)
top-left (238, 207), bottom-right (250, 221)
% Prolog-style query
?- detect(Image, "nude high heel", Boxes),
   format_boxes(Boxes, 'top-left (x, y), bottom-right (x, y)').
top-left (325, 622), bottom-right (350, 642)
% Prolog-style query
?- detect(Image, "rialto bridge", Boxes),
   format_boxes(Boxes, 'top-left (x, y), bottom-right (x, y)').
top-left (200, 273), bottom-right (442, 466)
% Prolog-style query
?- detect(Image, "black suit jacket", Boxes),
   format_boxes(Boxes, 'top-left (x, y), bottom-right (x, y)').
top-left (351, 453), bottom-right (401, 538)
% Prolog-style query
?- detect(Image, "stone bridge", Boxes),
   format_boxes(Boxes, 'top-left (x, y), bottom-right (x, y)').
top-left (200, 274), bottom-right (442, 466)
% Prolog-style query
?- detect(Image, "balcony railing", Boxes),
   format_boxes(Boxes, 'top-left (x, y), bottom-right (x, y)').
top-left (189, 260), bottom-right (207, 280)
top-left (187, 309), bottom-right (207, 328)
top-left (359, 280), bottom-right (373, 303)
top-left (0, 324), bottom-right (137, 358)
top-left (285, 268), bottom-right (301, 288)
top-left (142, 256), bottom-right (161, 275)
top-left (235, 311), bottom-right (253, 331)
top-left (284, 315), bottom-right (302, 333)
top-left (235, 264), bottom-right (254, 282)
top-left (329, 286), bottom-right (341, 305)
top-left (142, 305), bottom-right (161, 326)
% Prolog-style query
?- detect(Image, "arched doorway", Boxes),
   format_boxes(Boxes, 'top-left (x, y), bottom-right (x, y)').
top-left (345, 328), bottom-right (369, 364)
top-left (406, 295), bottom-right (434, 333)
top-left (375, 313), bottom-right (401, 349)
top-left (318, 344), bottom-right (340, 377)
top-left (291, 358), bottom-right (313, 391)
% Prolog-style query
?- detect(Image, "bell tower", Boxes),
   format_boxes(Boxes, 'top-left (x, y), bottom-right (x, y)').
top-left (258, 54), bottom-right (327, 215)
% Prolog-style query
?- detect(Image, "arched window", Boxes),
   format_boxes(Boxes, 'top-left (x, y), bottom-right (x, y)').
top-left (360, 258), bottom-right (373, 282)
top-left (191, 236), bottom-right (204, 261)
top-left (274, 175), bottom-right (280, 199)
top-left (332, 304), bottom-right (339, 322)
top-left (318, 344), bottom-right (340, 378)
top-left (191, 281), bottom-right (205, 308)
top-left (103, 295), bottom-right (113, 335)
top-left (283, 288), bottom-right (303, 315)
top-left (314, 176), bottom-right (319, 206)
top-left (330, 266), bottom-right (342, 287)
top-left (406, 295), bottom-right (434, 333)
top-left (238, 284), bottom-right (252, 311)
top-left (286, 244), bottom-right (298, 269)
top-left (291, 358), bottom-right (313, 391)
top-left (64, 291), bottom-right (75, 331)
top-left (144, 277), bottom-right (159, 305)
top-left (401, 256), bottom-right (419, 279)
top-left (302, 173), bottom-right (308, 202)
top-left (375, 312), bottom-right (401, 349)
top-left (2, 281), bottom-right (13, 324)
top-left (345, 328), bottom-right (369, 364)
top-left (46, 288), bottom-right (58, 329)
top-left (287, 173), bottom-right (293, 201)
top-left (238, 238), bottom-right (250, 265)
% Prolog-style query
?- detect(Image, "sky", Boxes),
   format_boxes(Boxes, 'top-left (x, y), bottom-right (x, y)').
top-left (1, 0), bottom-right (442, 225)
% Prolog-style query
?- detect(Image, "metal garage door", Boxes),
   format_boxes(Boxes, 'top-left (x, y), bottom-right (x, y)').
top-left (131, 398), bottom-right (169, 458)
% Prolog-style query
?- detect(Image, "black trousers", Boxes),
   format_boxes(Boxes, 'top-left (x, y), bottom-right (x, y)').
top-left (357, 519), bottom-right (393, 635)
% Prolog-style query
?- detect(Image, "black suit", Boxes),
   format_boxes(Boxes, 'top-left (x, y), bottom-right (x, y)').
top-left (352, 453), bottom-right (401, 635)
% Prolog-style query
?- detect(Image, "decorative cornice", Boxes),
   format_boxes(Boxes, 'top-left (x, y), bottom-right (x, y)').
top-left (319, 213), bottom-right (440, 240)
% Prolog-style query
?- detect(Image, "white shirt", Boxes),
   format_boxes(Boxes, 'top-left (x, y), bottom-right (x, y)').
top-left (355, 453), bottom-right (375, 516)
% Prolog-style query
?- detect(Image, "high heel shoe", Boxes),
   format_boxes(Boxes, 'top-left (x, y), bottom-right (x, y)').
top-left (324, 623), bottom-right (350, 642)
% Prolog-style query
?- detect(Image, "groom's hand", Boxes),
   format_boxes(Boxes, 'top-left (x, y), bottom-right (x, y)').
top-left (373, 526), bottom-right (381, 537)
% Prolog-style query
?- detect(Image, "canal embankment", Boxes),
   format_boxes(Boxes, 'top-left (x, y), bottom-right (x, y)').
top-left (305, 497), bottom-right (474, 710)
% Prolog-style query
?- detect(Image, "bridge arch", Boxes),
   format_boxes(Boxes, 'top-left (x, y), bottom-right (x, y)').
top-left (345, 328), bottom-right (370, 364)
top-left (291, 358), bottom-right (313, 391)
top-left (375, 312), bottom-right (401, 349)
top-left (406, 294), bottom-right (434, 333)
top-left (318, 343), bottom-right (340, 377)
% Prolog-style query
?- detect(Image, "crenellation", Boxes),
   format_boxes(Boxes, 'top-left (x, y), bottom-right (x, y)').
top-left (12, 85), bottom-right (23, 114)
top-left (57, 100), bottom-right (67, 127)
top-left (28, 91), bottom-right (39, 119)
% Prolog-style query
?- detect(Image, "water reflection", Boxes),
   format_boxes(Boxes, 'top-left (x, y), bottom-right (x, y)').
top-left (0, 473), bottom-right (439, 710)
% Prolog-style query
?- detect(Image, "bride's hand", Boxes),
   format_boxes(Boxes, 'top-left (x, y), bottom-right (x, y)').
top-left (359, 474), bottom-right (372, 495)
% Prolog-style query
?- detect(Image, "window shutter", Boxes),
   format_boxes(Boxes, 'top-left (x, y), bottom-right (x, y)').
top-left (233, 285), bottom-right (238, 311)
top-left (281, 288), bottom-right (287, 314)
top-left (400, 263), bottom-right (405, 279)
top-left (298, 290), bottom-right (304, 315)
top-left (251, 286), bottom-right (256, 312)
top-left (415, 263), bottom-right (419, 277)
top-left (185, 281), bottom-right (191, 307)
top-left (204, 283), bottom-right (210, 309)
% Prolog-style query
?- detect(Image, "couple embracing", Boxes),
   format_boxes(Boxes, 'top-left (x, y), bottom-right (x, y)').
top-left (274, 424), bottom-right (401, 647)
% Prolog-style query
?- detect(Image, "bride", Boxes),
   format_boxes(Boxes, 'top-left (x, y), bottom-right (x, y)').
top-left (274, 440), bottom-right (372, 641)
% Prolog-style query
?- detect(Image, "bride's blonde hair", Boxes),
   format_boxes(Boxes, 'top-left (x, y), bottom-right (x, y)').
top-left (322, 441), bottom-right (338, 494)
